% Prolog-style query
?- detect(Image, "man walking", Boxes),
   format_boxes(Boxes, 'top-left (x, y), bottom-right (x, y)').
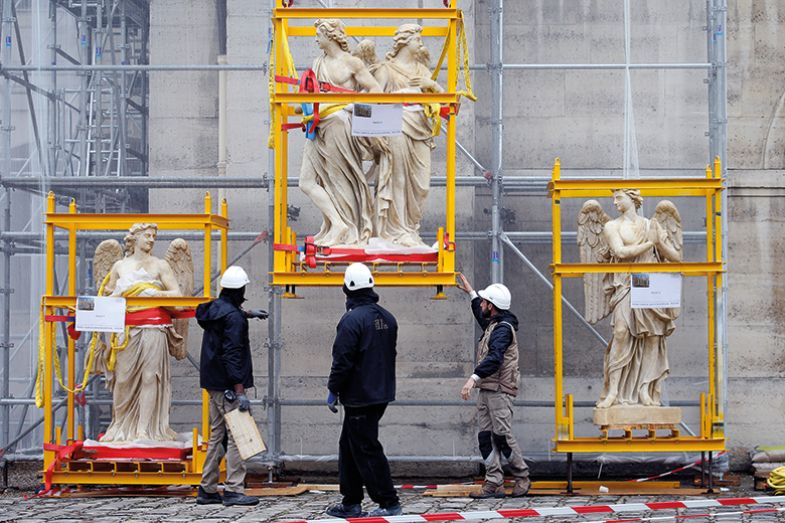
top-left (195, 266), bottom-right (268, 506)
top-left (457, 273), bottom-right (531, 498)
top-left (325, 263), bottom-right (402, 518)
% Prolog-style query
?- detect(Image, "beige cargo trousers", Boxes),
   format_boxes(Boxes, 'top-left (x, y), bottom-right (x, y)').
top-left (200, 390), bottom-right (247, 493)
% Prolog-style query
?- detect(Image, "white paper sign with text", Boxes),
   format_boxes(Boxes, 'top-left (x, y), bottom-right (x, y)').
top-left (630, 273), bottom-right (682, 309)
top-left (351, 103), bottom-right (403, 137)
top-left (75, 296), bottom-right (126, 332)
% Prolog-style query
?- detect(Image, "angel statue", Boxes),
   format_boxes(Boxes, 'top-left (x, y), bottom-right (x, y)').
top-left (92, 223), bottom-right (193, 442)
top-left (577, 189), bottom-right (683, 411)
top-left (353, 24), bottom-right (443, 247)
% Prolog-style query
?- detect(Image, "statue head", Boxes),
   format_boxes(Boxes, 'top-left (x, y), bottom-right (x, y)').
top-left (314, 19), bottom-right (349, 53)
top-left (612, 188), bottom-right (643, 212)
top-left (124, 223), bottom-right (158, 256)
top-left (387, 23), bottom-right (430, 65)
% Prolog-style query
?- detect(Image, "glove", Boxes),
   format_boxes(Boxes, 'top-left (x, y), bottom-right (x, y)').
top-left (237, 393), bottom-right (252, 413)
top-left (246, 309), bottom-right (269, 320)
top-left (326, 391), bottom-right (338, 413)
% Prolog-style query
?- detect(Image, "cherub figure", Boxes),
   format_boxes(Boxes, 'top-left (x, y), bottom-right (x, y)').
top-left (577, 189), bottom-right (683, 409)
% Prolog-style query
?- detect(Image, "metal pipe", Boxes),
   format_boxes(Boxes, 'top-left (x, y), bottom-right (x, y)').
top-left (1, 63), bottom-right (714, 73)
top-left (0, 396), bottom-right (701, 408)
top-left (489, 0), bottom-right (503, 283)
top-left (275, 398), bottom-right (700, 408)
top-left (501, 233), bottom-right (608, 347)
top-left (93, 0), bottom-right (104, 180)
top-left (77, 0), bottom-right (89, 178)
top-left (502, 63), bottom-right (712, 70)
top-left (0, 230), bottom-right (708, 245)
top-left (118, 0), bottom-right (128, 177)
top-left (49, 1), bottom-right (58, 177)
top-left (266, 0), bottom-right (281, 473)
top-left (1, 0), bottom-right (12, 452)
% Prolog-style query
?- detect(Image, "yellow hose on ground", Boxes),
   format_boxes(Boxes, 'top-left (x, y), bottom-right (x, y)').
top-left (767, 466), bottom-right (785, 494)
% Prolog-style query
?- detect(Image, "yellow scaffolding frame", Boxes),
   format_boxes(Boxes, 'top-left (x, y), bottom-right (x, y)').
top-left (270, 3), bottom-right (464, 287)
top-left (550, 158), bottom-right (726, 453)
top-left (40, 192), bottom-right (228, 486)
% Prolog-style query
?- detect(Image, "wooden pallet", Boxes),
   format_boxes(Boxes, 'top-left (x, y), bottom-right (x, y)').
top-left (425, 481), bottom-right (706, 497)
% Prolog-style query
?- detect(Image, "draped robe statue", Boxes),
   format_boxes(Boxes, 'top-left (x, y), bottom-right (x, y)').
top-left (577, 190), bottom-right (683, 411)
top-left (93, 223), bottom-right (192, 442)
top-left (298, 19), bottom-right (382, 247)
top-left (366, 24), bottom-right (443, 247)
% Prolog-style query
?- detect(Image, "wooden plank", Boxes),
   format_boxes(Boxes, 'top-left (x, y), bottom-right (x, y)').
top-left (425, 481), bottom-right (703, 498)
top-left (244, 485), bottom-right (308, 497)
top-left (224, 409), bottom-right (266, 460)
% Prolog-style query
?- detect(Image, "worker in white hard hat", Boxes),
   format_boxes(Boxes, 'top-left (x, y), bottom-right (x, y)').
top-left (457, 273), bottom-right (530, 498)
top-left (324, 263), bottom-right (402, 518)
top-left (195, 265), bottom-right (267, 506)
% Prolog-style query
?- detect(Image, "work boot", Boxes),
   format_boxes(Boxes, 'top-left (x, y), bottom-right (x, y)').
top-left (326, 503), bottom-right (366, 518)
top-left (511, 478), bottom-right (531, 497)
top-left (470, 481), bottom-right (505, 499)
top-left (195, 486), bottom-right (222, 505)
top-left (368, 504), bottom-right (403, 517)
top-left (222, 490), bottom-right (259, 506)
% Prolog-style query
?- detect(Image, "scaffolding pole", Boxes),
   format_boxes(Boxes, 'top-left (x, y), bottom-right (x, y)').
top-left (1, 0), bottom-right (13, 452)
top-left (489, 0), bottom-right (503, 283)
top-left (707, 0), bottom-right (729, 428)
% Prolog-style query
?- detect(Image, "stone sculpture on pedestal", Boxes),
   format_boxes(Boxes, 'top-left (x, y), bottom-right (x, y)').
top-left (92, 223), bottom-right (193, 442)
top-left (577, 189), bottom-right (683, 427)
top-left (298, 18), bottom-right (382, 247)
top-left (358, 23), bottom-right (443, 247)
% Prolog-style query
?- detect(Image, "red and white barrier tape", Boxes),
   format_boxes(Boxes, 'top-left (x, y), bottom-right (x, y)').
top-left (582, 506), bottom-right (785, 523)
top-left (629, 451), bottom-right (728, 483)
top-left (272, 497), bottom-right (785, 523)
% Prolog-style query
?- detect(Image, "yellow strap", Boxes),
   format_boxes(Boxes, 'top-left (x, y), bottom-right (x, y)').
top-left (301, 103), bottom-right (349, 125)
top-left (456, 12), bottom-right (477, 103)
top-left (424, 13), bottom-right (477, 137)
top-left (267, 29), bottom-right (276, 149)
top-left (35, 272), bottom-right (112, 408)
top-left (104, 281), bottom-right (162, 371)
top-left (34, 276), bottom-right (165, 407)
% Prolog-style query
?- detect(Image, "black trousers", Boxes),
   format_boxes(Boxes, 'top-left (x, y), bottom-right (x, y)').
top-left (339, 403), bottom-right (399, 508)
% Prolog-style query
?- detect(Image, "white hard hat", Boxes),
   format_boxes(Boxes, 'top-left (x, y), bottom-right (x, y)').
top-left (343, 263), bottom-right (374, 290)
top-left (478, 283), bottom-right (511, 310)
top-left (220, 265), bottom-right (250, 289)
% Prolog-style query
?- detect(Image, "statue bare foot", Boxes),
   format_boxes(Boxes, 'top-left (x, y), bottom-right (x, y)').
top-left (639, 389), bottom-right (658, 406)
top-left (596, 394), bottom-right (616, 409)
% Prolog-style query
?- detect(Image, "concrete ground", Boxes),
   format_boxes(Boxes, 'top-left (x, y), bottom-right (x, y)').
top-left (1, 466), bottom-right (783, 523)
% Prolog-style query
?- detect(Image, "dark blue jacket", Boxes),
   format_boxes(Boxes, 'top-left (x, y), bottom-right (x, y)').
top-left (471, 297), bottom-right (519, 379)
top-left (328, 289), bottom-right (397, 407)
top-left (196, 296), bottom-right (254, 391)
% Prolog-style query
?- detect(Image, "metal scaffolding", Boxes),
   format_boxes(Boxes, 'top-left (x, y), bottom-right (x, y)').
top-left (0, 0), bottom-right (727, 484)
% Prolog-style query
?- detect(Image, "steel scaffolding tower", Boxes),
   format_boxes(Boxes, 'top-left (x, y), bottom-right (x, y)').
top-left (0, 0), bottom-right (728, 485)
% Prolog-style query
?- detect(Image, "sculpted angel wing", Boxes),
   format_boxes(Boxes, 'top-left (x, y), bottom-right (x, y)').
top-left (165, 239), bottom-right (194, 360)
top-left (651, 200), bottom-right (683, 261)
top-left (352, 39), bottom-right (378, 68)
top-left (577, 200), bottom-right (612, 324)
top-left (92, 239), bottom-right (123, 375)
top-left (93, 239), bottom-right (123, 295)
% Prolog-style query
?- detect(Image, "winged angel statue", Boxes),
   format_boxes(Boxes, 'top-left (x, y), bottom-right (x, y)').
top-left (92, 223), bottom-right (193, 442)
top-left (577, 189), bottom-right (683, 410)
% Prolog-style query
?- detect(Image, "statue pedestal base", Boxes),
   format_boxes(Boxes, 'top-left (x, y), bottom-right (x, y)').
top-left (593, 405), bottom-right (682, 427)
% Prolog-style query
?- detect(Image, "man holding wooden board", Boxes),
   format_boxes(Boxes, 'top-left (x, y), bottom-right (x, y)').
top-left (195, 266), bottom-right (268, 506)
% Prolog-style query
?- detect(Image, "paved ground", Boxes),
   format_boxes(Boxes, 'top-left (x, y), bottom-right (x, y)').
top-left (2, 467), bottom-right (783, 523)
